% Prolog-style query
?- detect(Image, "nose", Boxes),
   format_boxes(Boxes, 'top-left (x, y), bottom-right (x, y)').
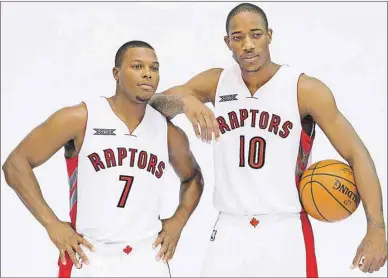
top-left (142, 67), bottom-right (152, 79)
top-left (242, 37), bottom-right (254, 52)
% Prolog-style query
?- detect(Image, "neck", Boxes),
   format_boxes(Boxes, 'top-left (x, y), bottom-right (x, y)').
top-left (109, 91), bottom-right (146, 124)
top-left (241, 58), bottom-right (280, 95)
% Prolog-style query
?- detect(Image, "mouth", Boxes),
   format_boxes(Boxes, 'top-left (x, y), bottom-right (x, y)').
top-left (137, 82), bottom-right (154, 90)
top-left (241, 53), bottom-right (259, 62)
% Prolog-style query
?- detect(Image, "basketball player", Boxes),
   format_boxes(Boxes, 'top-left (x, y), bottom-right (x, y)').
top-left (149, 3), bottom-right (387, 276)
top-left (2, 41), bottom-right (204, 277)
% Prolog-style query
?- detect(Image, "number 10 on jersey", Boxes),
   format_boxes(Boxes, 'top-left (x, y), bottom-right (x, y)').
top-left (239, 136), bottom-right (266, 169)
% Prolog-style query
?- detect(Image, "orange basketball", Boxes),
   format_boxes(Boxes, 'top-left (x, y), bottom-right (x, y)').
top-left (299, 159), bottom-right (360, 222)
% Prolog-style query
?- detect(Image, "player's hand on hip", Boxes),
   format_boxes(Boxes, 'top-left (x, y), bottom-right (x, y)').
top-left (153, 217), bottom-right (185, 263)
top-left (45, 220), bottom-right (95, 269)
top-left (182, 95), bottom-right (220, 143)
top-left (351, 229), bottom-right (387, 273)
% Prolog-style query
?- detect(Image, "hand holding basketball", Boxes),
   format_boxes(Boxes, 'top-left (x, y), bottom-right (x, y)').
top-left (45, 220), bottom-right (94, 269)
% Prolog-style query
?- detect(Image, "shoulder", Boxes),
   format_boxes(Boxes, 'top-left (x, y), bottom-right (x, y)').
top-left (185, 68), bottom-right (224, 103)
top-left (49, 102), bottom-right (87, 127)
top-left (297, 73), bottom-right (336, 117)
top-left (198, 68), bottom-right (224, 79)
top-left (186, 68), bottom-right (224, 87)
top-left (298, 73), bottom-right (331, 95)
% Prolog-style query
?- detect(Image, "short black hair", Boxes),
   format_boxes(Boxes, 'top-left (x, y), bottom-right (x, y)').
top-left (226, 3), bottom-right (268, 34)
top-left (114, 40), bottom-right (154, 68)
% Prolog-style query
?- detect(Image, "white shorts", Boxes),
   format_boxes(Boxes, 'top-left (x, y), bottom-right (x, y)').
top-left (201, 211), bottom-right (318, 277)
top-left (58, 234), bottom-right (171, 277)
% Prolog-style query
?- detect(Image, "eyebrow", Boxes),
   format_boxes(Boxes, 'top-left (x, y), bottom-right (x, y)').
top-left (130, 60), bottom-right (159, 65)
top-left (230, 28), bottom-right (263, 36)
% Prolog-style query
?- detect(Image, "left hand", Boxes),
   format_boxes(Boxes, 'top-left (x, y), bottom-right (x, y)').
top-left (351, 228), bottom-right (387, 273)
top-left (152, 217), bottom-right (185, 263)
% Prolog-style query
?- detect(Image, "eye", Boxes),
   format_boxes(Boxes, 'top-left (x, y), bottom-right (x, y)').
top-left (151, 66), bottom-right (159, 72)
top-left (252, 33), bottom-right (262, 38)
top-left (232, 35), bottom-right (243, 41)
top-left (132, 64), bottom-right (142, 69)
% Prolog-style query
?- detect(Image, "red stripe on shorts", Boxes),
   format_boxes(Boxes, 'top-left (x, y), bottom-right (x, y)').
top-left (297, 127), bottom-right (318, 278)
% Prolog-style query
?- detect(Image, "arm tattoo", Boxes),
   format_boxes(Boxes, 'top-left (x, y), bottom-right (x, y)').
top-left (364, 202), bottom-right (386, 229)
top-left (150, 95), bottom-right (185, 118)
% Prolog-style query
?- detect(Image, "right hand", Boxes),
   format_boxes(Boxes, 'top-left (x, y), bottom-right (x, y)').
top-left (45, 220), bottom-right (94, 268)
top-left (182, 95), bottom-right (220, 143)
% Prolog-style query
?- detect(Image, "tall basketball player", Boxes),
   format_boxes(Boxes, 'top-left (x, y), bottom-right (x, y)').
top-left (149, 3), bottom-right (387, 277)
top-left (2, 41), bottom-right (204, 277)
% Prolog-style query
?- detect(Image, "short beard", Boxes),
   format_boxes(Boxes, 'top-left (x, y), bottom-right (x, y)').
top-left (135, 96), bottom-right (150, 103)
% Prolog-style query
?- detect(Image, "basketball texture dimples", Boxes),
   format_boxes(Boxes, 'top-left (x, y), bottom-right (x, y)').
top-left (299, 159), bottom-right (360, 222)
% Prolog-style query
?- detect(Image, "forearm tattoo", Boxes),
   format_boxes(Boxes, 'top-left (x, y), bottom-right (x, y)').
top-left (364, 202), bottom-right (386, 229)
top-left (150, 95), bottom-right (185, 118)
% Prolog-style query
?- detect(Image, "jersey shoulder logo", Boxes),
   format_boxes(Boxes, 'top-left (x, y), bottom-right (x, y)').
top-left (219, 94), bottom-right (238, 102)
top-left (93, 128), bottom-right (116, 135)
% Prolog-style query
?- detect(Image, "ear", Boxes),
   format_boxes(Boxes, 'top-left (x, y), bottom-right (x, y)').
top-left (267, 28), bottom-right (273, 44)
top-left (224, 35), bottom-right (232, 50)
top-left (112, 67), bottom-right (120, 82)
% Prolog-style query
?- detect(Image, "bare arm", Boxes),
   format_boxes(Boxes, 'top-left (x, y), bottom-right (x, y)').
top-left (2, 104), bottom-right (87, 228)
top-left (150, 68), bottom-right (222, 117)
top-left (149, 68), bottom-right (223, 142)
top-left (167, 121), bottom-right (204, 226)
top-left (153, 121), bottom-right (204, 263)
top-left (298, 74), bottom-right (386, 272)
top-left (1, 103), bottom-right (93, 267)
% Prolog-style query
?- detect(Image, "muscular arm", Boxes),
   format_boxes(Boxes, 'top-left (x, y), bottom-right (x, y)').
top-left (152, 121), bottom-right (204, 262)
top-left (2, 103), bottom-right (87, 229)
top-left (150, 68), bottom-right (223, 142)
top-left (149, 68), bottom-right (222, 119)
top-left (167, 121), bottom-right (204, 226)
top-left (298, 75), bottom-right (385, 230)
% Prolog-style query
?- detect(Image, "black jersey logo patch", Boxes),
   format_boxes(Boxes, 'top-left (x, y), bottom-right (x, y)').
top-left (219, 94), bottom-right (238, 102)
top-left (93, 128), bottom-right (116, 135)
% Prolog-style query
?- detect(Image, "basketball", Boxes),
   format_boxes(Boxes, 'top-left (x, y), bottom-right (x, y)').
top-left (299, 159), bottom-right (360, 222)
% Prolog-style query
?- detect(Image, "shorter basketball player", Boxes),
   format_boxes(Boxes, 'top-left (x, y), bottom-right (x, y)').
top-left (150, 3), bottom-right (387, 276)
top-left (2, 41), bottom-right (204, 277)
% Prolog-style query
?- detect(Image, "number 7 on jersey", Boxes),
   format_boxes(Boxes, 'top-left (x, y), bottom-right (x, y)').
top-left (117, 175), bottom-right (134, 208)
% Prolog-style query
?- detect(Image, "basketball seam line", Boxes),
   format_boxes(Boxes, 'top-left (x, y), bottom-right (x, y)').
top-left (310, 182), bottom-right (330, 222)
top-left (300, 161), bottom-right (319, 197)
top-left (313, 162), bottom-right (349, 169)
top-left (300, 173), bottom-right (356, 187)
top-left (313, 180), bottom-right (353, 215)
top-left (309, 161), bottom-right (330, 222)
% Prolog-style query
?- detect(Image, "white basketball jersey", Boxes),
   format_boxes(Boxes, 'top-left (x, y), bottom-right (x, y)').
top-left (67, 97), bottom-right (169, 244)
top-left (213, 64), bottom-right (306, 215)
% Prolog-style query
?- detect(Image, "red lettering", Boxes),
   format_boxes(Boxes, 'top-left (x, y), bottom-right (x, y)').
top-left (147, 154), bottom-right (158, 174)
top-left (279, 121), bottom-right (293, 138)
top-left (228, 111), bottom-right (240, 129)
top-left (240, 109), bottom-right (248, 127)
top-left (259, 112), bottom-right (269, 129)
top-left (268, 114), bottom-right (281, 135)
top-left (103, 149), bottom-right (116, 168)
top-left (217, 116), bottom-right (231, 134)
top-left (117, 148), bottom-right (127, 166)
top-left (128, 148), bottom-right (138, 167)
top-left (155, 161), bottom-right (166, 179)
top-left (250, 109), bottom-right (259, 127)
top-left (87, 153), bottom-right (105, 172)
top-left (138, 151), bottom-right (147, 169)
